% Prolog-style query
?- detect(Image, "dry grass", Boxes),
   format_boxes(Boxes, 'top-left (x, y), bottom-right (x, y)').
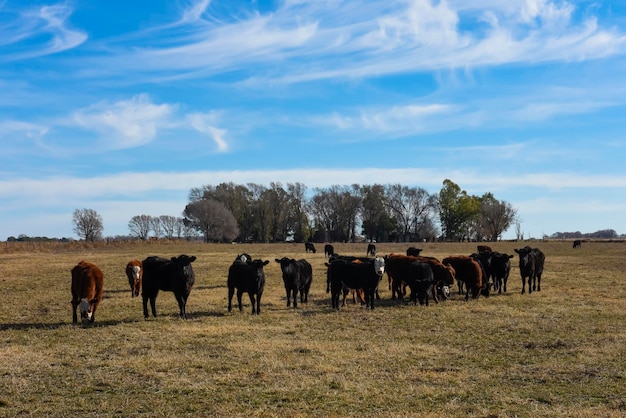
top-left (0, 241), bottom-right (625, 417)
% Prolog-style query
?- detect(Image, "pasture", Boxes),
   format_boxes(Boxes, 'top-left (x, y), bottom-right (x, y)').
top-left (0, 241), bottom-right (625, 417)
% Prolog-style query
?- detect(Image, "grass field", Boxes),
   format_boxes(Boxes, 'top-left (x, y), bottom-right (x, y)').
top-left (0, 241), bottom-right (625, 417)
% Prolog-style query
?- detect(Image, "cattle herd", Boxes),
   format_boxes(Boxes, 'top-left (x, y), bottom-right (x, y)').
top-left (69, 244), bottom-right (546, 324)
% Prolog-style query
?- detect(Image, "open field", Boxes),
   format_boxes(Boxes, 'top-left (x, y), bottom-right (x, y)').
top-left (1, 241), bottom-right (625, 417)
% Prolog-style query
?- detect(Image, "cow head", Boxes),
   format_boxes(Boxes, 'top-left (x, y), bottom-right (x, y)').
top-left (251, 259), bottom-right (270, 283)
top-left (373, 256), bottom-right (385, 276)
top-left (514, 246), bottom-right (533, 266)
top-left (78, 298), bottom-right (93, 323)
top-left (236, 253), bottom-right (252, 263)
top-left (171, 255), bottom-right (197, 288)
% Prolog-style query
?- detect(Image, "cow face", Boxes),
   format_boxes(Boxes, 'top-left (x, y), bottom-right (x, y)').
top-left (252, 259), bottom-right (270, 282)
top-left (128, 265), bottom-right (141, 297)
top-left (78, 298), bottom-right (93, 323)
top-left (374, 257), bottom-right (385, 276)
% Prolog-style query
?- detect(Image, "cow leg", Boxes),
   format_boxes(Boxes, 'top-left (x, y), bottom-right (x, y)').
top-left (285, 288), bottom-right (291, 308)
top-left (248, 292), bottom-right (256, 314)
top-left (149, 296), bottom-right (157, 317)
top-left (292, 289), bottom-right (298, 309)
top-left (458, 281), bottom-right (464, 295)
top-left (237, 290), bottom-right (244, 312)
top-left (71, 301), bottom-right (78, 324)
top-left (227, 287), bottom-right (235, 312)
top-left (256, 292), bottom-right (262, 314)
top-left (536, 273), bottom-right (541, 292)
top-left (142, 294), bottom-right (150, 318)
top-left (176, 295), bottom-right (187, 319)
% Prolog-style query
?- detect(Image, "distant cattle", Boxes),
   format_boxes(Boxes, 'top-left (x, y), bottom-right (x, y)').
top-left (572, 240), bottom-right (581, 249)
top-left (491, 252), bottom-right (514, 294)
top-left (274, 257), bottom-right (313, 309)
top-left (514, 246), bottom-right (545, 294)
top-left (442, 255), bottom-right (486, 300)
top-left (305, 242), bottom-right (317, 253)
top-left (406, 247), bottom-right (423, 257)
top-left (125, 259), bottom-right (142, 298)
top-left (366, 243), bottom-right (376, 256)
top-left (324, 244), bottom-right (334, 258)
top-left (71, 261), bottom-right (104, 324)
top-left (141, 255), bottom-right (196, 319)
top-left (385, 254), bottom-right (455, 304)
top-left (326, 257), bottom-right (385, 310)
top-left (228, 259), bottom-right (270, 314)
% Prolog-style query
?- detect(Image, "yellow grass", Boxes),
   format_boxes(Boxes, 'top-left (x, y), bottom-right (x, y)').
top-left (0, 241), bottom-right (625, 417)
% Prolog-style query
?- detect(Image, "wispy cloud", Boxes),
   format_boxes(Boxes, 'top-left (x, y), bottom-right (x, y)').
top-left (187, 111), bottom-right (229, 152)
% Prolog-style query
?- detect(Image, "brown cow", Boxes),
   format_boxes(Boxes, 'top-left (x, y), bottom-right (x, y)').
top-left (71, 261), bottom-right (104, 324)
top-left (126, 259), bottom-right (143, 298)
top-left (385, 254), bottom-right (455, 303)
top-left (442, 256), bottom-right (485, 300)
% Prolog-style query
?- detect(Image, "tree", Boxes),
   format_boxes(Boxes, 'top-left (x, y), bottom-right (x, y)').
top-left (479, 193), bottom-right (518, 241)
top-left (128, 215), bottom-right (152, 240)
top-left (183, 199), bottom-right (239, 242)
top-left (72, 208), bottom-right (103, 242)
top-left (361, 184), bottom-right (394, 242)
top-left (438, 179), bottom-right (479, 241)
top-left (384, 184), bottom-right (437, 242)
top-left (159, 215), bottom-right (182, 239)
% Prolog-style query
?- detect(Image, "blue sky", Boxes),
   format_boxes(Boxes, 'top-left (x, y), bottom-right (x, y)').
top-left (1, 0), bottom-right (626, 240)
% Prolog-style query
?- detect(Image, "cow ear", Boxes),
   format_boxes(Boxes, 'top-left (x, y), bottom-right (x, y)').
top-left (263, 260), bottom-right (270, 265)
top-left (275, 258), bottom-right (280, 263)
top-left (190, 256), bottom-right (196, 262)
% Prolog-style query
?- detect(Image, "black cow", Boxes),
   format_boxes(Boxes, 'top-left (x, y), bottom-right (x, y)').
top-left (326, 257), bottom-right (385, 310)
top-left (305, 242), bottom-right (317, 253)
top-left (470, 251), bottom-right (492, 295)
top-left (407, 261), bottom-right (434, 306)
top-left (406, 247), bottom-right (423, 257)
top-left (324, 244), bottom-right (334, 258)
top-left (274, 257), bottom-right (313, 308)
top-left (235, 253), bottom-right (252, 263)
top-left (573, 240), bottom-right (581, 248)
top-left (514, 246), bottom-right (545, 294)
top-left (227, 259), bottom-right (270, 314)
top-left (141, 255), bottom-right (196, 319)
top-left (366, 243), bottom-right (376, 256)
top-left (491, 252), bottom-right (514, 294)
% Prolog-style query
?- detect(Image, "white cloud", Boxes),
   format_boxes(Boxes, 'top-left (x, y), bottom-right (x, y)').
top-left (72, 94), bottom-right (175, 149)
top-left (187, 112), bottom-right (229, 152)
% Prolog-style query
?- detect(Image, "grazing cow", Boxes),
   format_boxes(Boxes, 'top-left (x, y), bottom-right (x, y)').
top-left (385, 254), bottom-right (455, 303)
top-left (228, 259), bottom-right (270, 314)
top-left (406, 247), bottom-right (423, 257)
top-left (324, 244), bottom-right (335, 258)
top-left (71, 261), bottom-right (104, 324)
top-left (407, 261), bottom-right (435, 306)
top-left (274, 257), bottom-right (313, 308)
top-left (573, 240), bottom-right (581, 249)
top-left (142, 255), bottom-right (196, 319)
top-left (491, 252), bottom-right (514, 294)
top-left (366, 243), bottom-right (376, 256)
top-left (305, 242), bottom-right (317, 253)
top-left (442, 256), bottom-right (486, 300)
top-left (514, 246), bottom-right (545, 294)
top-left (125, 259), bottom-right (142, 298)
top-left (326, 257), bottom-right (385, 310)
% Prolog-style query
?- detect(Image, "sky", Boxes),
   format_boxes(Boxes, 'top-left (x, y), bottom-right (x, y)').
top-left (1, 0), bottom-right (626, 240)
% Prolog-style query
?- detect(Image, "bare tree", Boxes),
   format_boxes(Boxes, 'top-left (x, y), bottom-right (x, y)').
top-left (159, 215), bottom-right (181, 239)
top-left (72, 208), bottom-right (103, 242)
top-left (128, 215), bottom-right (152, 240)
top-left (385, 184), bottom-right (437, 242)
top-left (150, 216), bottom-right (162, 239)
top-left (183, 199), bottom-right (239, 242)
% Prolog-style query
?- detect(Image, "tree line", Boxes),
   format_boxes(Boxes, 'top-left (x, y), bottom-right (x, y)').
top-left (65, 179), bottom-right (518, 243)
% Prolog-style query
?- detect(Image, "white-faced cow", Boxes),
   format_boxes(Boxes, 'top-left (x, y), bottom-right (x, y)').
top-left (514, 246), bottom-right (545, 294)
top-left (141, 255), bottom-right (196, 319)
top-left (491, 252), bottom-right (514, 294)
top-left (326, 256), bottom-right (385, 310)
top-left (305, 242), bottom-right (317, 253)
top-left (274, 257), bottom-right (313, 309)
top-left (228, 258), bottom-right (270, 315)
top-left (71, 261), bottom-right (104, 324)
top-left (125, 259), bottom-right (142, 298)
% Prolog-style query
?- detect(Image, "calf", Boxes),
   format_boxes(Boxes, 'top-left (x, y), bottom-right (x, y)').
top-left (491, 252), bottom-right (513, 294)
top-left (274, 257), bottom-right (313, 308)
top-left (142, 254), bottom-right (196, 319)
top-left (514, 246), bottom-right (545, 294)
top-left (305, 242), bottom-right (317, 253)
top-left (324, 244), bottom-right (334, 258)
top-left (125, 259), bottom-right (142, 298)
top-left (366, 243), bottom-right (376, 256)
top-left (442, 255), bottom-right (485, 300)
top-left (326, 257), bottom-right (385, 310)
top-left (228, 259), bottom-right (270, 314)
top-left (71, 261), bottom-right (104, 324)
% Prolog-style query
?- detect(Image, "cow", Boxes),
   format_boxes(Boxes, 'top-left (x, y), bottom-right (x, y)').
top-left (573, 240), bottom-right (581, 249)
top-left (406, 247), bottom-right (423, 257)
top-left (326, 254), bottom-right (382, 301)
top-left (274, 257), bottom-right (313, 308)
top-left (326, 256), bottom-right (385, 310)
top-left (366, 243), bottom-right (376, 256)
top-left (514, 246), bottom-right (545, 294)
top-left (442, 255), bottom-right (486, 300)
top-left (71, 261), bottom-right (104, 324)
top-left (305, 242), bottom-right (317, 253)
top-left (228, 258), bottom-right (270, 314)
top-left (477, 245), bottom-right (493, 253)
top-left (125, 259), bottom-right (142, 298)
top-left (491, 252), bottom-right (514, 294)
top-left (469, 251), bottom-right (492, 296)
top-left (384, 254), bottom-right (455, 304)
top-left (407, 261), bottom-right (435, 306)
top-left (324, 244), bottom-right (334, 258)
top-left (141, 254), bottom-right (196, 319)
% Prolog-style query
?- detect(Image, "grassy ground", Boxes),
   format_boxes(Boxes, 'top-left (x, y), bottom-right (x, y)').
top-left (0, 241), bottom-right (624, 417)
